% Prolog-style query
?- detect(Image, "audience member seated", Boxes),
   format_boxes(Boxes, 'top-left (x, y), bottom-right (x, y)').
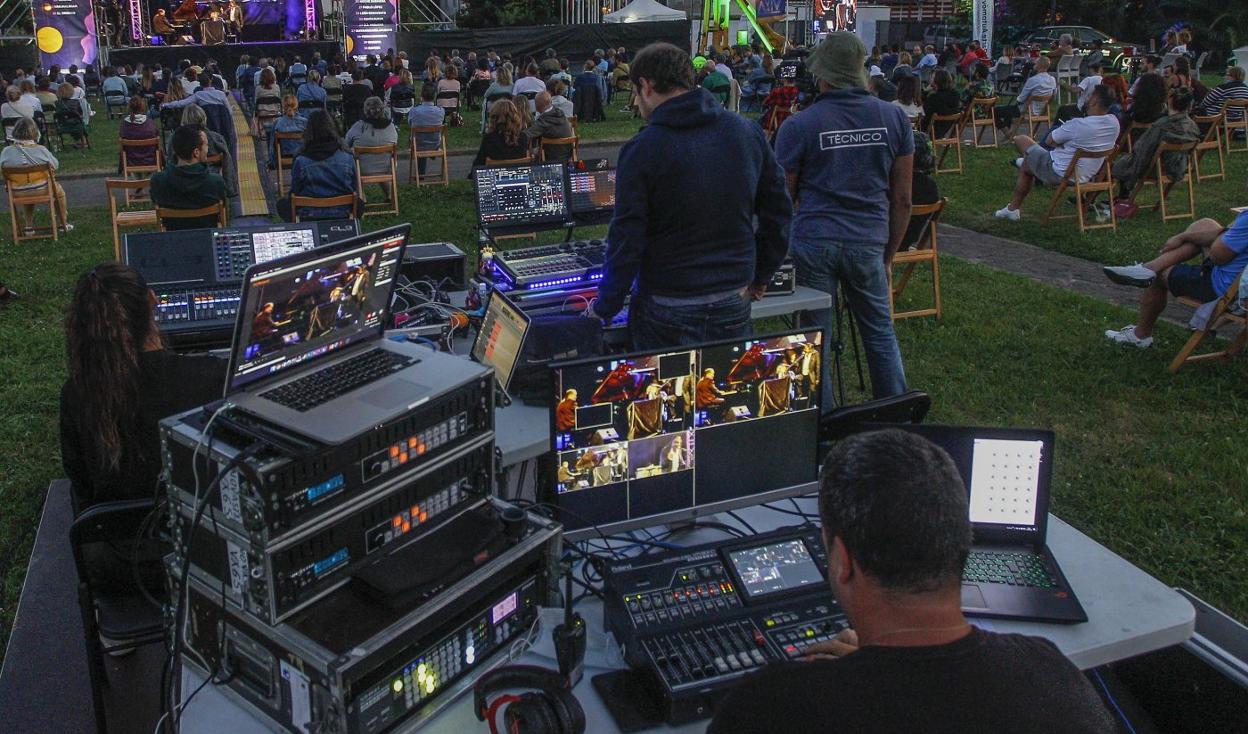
top-left (381, 68), bottom-right (416, 123)
top-left (1000, 56), bottom-right (1055, 134)
top-left (287, 56), bottom-right (308, 86)
top-left (346, 96), bottom-right (398, 200)
top-left (1103, 213), bottom-right (1248, 348)
top-left (18, 79), bottom-right (41, 117)
top-left (270, 94), bottom-right (307, 168)
top-left (1, 85), bottom-right (34, 140)
top-left (255, 68), bottom-right (282, 125)
top-left (342, 69), bottom-right (372, 129)
top-left (278, 110), bottom-right (356, 221)
top-left (547, 79), bottom-right (574, 118)
top-left (1194, 65), bottom-right (1248, 124)
top-left (53, 81), bottom-right (87, 146)
top-left (296, 70), bottom-right (328, 118)
top-left (525, 90), bottom-right (574, 160)
top-left (101, 66), bottom-right (127, 104)
top-left (159, 73), bottom-right (230, 111)
top-left (171, 104), bottom-right (236, 197)
top-left (961, 62), bottom-right (993, 107)
top-left (994, 85), bottom-right (1119, 221)
top-left (409, 83), bottom-right (446, 177)
top-left (513, 62), bottom-right (547, 114)
top-left (150, 125), bottom-right (227, 230)
top-left (892, 74), bottom-right (922, 120)
top-left (923, 69), bottom-right (961, 137)
top-left (1113, 86), bottom-right (1199, 201)
top-left (1127, 71), bottom-right (1169, 128)
top-left (1055, 60), bottom-right (1104, 122)
top-left (59, 262), bottom-right (226, 511)
top-left (1166, 56), bottom-right (1207, 104)
top-left (0, 118), bottom-right (71, 233)
top-left (708, 430), bottom-right (1117, 734)
top-left (869, 70), bottom-right (897, 102)
top-left (436, 64), bottom-right (463, 124)
top-left (34, 76), bottom-right (58, 109)
top-left (700, 60), bottom-right (732, 105)
top-left (472, 98), bottom-right (528, 168)
top-left (904, 132), bottom-right (940, 247)
top-left (118, 96), bottom-right (158, 170)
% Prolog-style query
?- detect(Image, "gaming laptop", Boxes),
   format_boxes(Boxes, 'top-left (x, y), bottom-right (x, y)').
top-left (223, 224), bottom-right (447, 445)
top-left (892, 424), bottom-right (1088, 624)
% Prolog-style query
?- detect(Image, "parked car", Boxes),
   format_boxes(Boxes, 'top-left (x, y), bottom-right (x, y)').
top-left (1020, 25), bottom-right (1141, 72)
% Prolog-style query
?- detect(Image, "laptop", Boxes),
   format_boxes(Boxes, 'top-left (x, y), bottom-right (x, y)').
top-left (470, 289), bottom-right (532, 394)
top-left (892, 424), bottom-right (1088, 624)
top-left (223, 224), bottom-right (432, 445)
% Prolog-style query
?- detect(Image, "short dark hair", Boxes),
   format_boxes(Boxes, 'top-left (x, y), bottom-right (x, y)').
top-left (420, 82), bottom-right (435, 101)
top-left (171, 124), bottom-right (205, 161)
top-left (629, 42), bottom-right (695, 94)
top-left (1169, 85), bottom-right (1194, 113)
top-left (818, 430), bottom-right (972, 594)
top-left (1089, 83), bottom-right (1116, 110)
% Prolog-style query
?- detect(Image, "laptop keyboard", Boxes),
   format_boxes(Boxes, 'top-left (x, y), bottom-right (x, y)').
top-left (260, 349), bottom-right (416, 412)
top-left (963, 550), bottom-right (1058, 589)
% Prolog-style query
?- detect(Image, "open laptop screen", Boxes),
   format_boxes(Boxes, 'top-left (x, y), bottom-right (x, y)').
top-left (471, 290), bottom-right (531, 393)
top-left (227, 228), bottom-right (406, 392)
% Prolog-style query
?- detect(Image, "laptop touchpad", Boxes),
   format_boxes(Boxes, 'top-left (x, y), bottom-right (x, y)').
top-left (961, 584), bottom-right (988, 609)
top-left (360, 381), bottom-right (428, 408)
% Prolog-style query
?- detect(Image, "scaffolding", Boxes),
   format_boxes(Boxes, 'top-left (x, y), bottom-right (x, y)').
top-left (0, 0), bottom-right (33, 44)
top-left (561, 0), bottom-right (628, 25)
top-left (399, 0), bottom-right (456, 30)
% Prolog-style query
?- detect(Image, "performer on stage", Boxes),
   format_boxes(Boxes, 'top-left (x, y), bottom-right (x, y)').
top-left (152, 9), bottom-right (175, 45)
top-left (696, 368), bottom-right (726, 409)
top-left (201, 9), bottom-right (227, 46)
top-left (225, 0), bottom-right (244, 36)
top-left (556, 389), bottom-right (578, 432)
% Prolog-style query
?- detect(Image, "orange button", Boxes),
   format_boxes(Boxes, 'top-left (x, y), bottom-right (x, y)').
top-left (399, 452), bottom-right (408, 463)
top-left (392, 516), bottom-right (402, 529)
top-left (419, 511), bottom-right (428, 522)
top-left (408, 437), bottom-right (418, 449)
top-left (402, 521), bottom-right (410, 533)
top-left (389, 446), bottom-right (400, 459)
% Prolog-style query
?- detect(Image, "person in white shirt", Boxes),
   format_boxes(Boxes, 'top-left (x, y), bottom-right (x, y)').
top-left (547, 79), bottom-right (573, 118)
top-left (1057, 60), bottom-right (1102, 121)
top-left (994, 84), bottom-right (1119, 221)
top-left (917, 45), bottom-right (939, 70)
top-left (1004, 56), bottom-right (1057, 135)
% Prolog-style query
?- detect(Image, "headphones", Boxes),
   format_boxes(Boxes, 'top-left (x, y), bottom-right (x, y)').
top-left (473, 665), bottom-right (586, 734)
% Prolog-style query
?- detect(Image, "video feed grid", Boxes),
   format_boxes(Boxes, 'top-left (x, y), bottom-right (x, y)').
top-left (695, 332), bottom-right (822, 428)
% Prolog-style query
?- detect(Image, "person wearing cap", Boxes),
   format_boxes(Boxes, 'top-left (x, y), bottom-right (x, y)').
top-left (586, 42), bottom-right (792, 350)
top-left (774, 32), bottom-right (913, 410)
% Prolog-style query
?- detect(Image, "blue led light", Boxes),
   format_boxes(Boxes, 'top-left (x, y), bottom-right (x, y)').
top-left (305, 474), bottom-right (345, 503)
top-left (312, 548), bottom-right (349, 577)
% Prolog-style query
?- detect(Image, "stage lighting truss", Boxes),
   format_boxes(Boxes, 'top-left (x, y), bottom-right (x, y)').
top-left (129, 0), bottom-right (149, 42)
top-left (304, 0), bottom-right (317, 37)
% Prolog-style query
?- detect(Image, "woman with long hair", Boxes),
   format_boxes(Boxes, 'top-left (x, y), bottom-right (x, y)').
top-left (384, 68), bottom-right (415, 122)
top-left (1129, 71), bottom-right (1168, 124)
top-left (471, 97), bottom-right (526, 168)
top-left (60, 263), bottom-right (226, 509)
top-left (270, 92), bottom-right (307, 167)
top-left (279, 109), bottom-right (356, 221)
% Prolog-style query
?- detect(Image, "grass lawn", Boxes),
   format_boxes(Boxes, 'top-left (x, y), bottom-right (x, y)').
top-left (1, 180), bottom-right (1245, 666)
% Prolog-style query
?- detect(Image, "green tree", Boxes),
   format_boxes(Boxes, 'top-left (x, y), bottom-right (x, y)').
top-left (457, 0), bottom-right (559, 28)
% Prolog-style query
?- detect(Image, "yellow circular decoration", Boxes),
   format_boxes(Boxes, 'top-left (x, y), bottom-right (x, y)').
top-left (346, 36), bottom-right (354, 54)
top-left (36, 26), bottom-right (63, 54)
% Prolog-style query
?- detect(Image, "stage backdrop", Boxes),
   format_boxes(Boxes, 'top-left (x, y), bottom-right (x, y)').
top-left (396, 21), bottom-right (691, 67)
top-left (36, 0), bottom-right (98, 70)
top-left (345, 0), bottom-right (397, 61)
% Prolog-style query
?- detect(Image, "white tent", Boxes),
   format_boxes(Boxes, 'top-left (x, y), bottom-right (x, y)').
top-left (603, 0), bottom-right (687, 24)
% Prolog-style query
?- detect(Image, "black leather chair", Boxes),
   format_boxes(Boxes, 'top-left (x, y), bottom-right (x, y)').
top-left (69, 498), bottom-right (169, 734)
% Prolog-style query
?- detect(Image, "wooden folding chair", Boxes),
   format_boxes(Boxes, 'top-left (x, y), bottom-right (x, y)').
top-left (274, 130), bottom-right (302, 195)
top-left (409, 125), bottom-right (449, 186)
top-left (891, 198), bottom-right (947, 320)
top-left (1022, 93), bottom-right (1053, 139)
top-left (929, 113), bottom-right (963, 174)
top-left (968, 97), bottom-right (998, 148)
top-left (3, 163), bottom-right (60, 242)
top-left (118, 138), bottom-right (163, 203)
top-left (156, 201), bottom-right (227, 231)
top-left (1042, 147), bottom-right (1118, 232)
top-left (540, 135), bottom-right (579, 162)
top-left (1169, 269), bottom-right (1247, 373)
top-left (1124, 121), bottom-right (1152, 154)
top-left (1128, 141), bottom-right (1198, 221)
top-left (290, 193), bottom-right (359, 223)
top-left (1222, 99), bottom-right (1248, 154)
top-left (105, 179), bottom-right (159, 259)
top-left (1192, 113), bottom-right (1226, 182)
top-left (353, 144), bottom-right (399, 216)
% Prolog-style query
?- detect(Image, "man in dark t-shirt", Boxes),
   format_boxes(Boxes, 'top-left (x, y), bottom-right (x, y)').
top-left (708, 430), bottom-right (1116, 734)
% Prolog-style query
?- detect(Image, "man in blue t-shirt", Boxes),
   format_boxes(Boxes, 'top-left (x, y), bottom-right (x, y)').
top-left (1102, 214), bottom-right (1248, 348)
top-left (775, 32), bottom-right (914, 410)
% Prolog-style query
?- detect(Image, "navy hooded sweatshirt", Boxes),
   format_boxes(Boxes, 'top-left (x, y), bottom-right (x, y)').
top-left (595, 87), bottom-right (792, 320)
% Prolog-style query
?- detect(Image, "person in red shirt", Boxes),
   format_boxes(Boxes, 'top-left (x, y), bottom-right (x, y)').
top-left (958, 40), bottom-right (989, 78)
top-left (761, 76), bottom-right (799, 135)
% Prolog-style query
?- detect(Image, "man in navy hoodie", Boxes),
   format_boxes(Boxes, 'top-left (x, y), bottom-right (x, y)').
top-left (589, 42), bottom-right (792, 350)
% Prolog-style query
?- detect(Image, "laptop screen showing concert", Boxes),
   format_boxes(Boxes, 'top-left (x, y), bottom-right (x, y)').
top-left (227, 229), bottom-right (406, 391)
top-left (548, 329), bottom-right (824, 538)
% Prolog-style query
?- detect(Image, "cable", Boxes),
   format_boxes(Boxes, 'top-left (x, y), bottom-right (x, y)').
top-left (1091, 669), bottom-right (1138, 734)
top-left (726, 511), bottom-right (758, 536)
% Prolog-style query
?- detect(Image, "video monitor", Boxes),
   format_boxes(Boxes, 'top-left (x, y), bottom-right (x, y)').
top-left (227, 228), bottom-right (406, 392)
top-left (471, 290), bottom-right (531, 393)
top-left (567, 166), bottom-right (616, 215)
top-left (473, 163), bottom-right (569, 230)
top-left (727, 538), bottom-right (825, 601)
top-left (548, 329), bottom-right (823, 538)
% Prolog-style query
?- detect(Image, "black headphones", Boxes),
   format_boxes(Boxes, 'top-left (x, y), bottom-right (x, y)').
top-left (473, 665), bottom-right (586, 734)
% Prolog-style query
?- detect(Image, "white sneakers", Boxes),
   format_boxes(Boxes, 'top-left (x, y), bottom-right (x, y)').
top-left (1102, 263), bottom-right (1156, 288)
top-left (1105, 325), bottom-right (1153, 348)
top-left (994, 206), bottom-right (1021, 221)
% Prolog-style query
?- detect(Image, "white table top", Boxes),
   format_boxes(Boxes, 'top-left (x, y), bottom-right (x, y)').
top-left (181, 502), bottom-right (1193, 734)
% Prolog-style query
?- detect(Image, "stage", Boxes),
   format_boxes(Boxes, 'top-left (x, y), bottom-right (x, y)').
top-left (107, 40), bottom-right (343, 75)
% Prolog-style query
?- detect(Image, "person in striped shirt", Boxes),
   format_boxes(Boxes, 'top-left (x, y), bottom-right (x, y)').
top-left (1194, 65), bottom-right (1248, 123)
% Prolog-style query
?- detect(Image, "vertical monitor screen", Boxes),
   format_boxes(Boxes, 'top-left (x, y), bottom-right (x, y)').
top-left (549, 329), bottom-right (823, 534)
top-left (567, 168), bottom-right (616, 215)
top-left (474, 164), bottom-right (569, 229)
top-left (472, 291), bottom-right (531, 393)
top-left (228, 230), bottom-right (406, 391)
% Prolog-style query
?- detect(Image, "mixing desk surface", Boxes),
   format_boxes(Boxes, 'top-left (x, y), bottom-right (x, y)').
top-left (490, 239), bottom-right (608, 291)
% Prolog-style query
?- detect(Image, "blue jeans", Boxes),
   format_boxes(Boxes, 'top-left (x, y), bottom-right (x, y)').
top-left (627, 291), bottom-right (752, 351)
top-left (791, 238), bottom-right (907, 410)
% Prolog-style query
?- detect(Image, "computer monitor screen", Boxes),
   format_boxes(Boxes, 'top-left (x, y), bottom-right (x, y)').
top-left (567, 167), bottom-right (616, 215)
top-left (471, 290), bottom-right (531, 392)
top-left (474, 163), bottom-right (569, 229)
top-left (227, 228), bottom-right (407, 392)
top-left (249, 227), bottom-right (319, 264)
top-left (727, 538), bottom-right (825, 601)
top-left (548, 329), bottom-right (824, 537)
